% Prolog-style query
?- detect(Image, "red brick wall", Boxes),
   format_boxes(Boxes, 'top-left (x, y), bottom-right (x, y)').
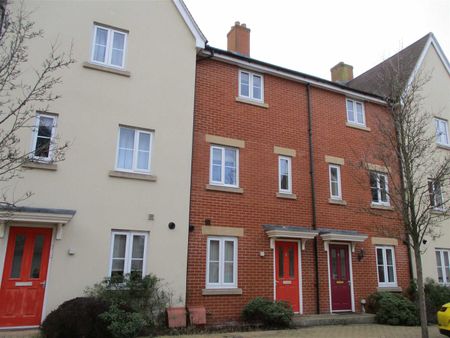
top-left (186, 58), bottom-right (410, 324)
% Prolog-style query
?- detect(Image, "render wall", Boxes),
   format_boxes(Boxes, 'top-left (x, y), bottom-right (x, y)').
top-left (0, 0), bottom-right (197, 317)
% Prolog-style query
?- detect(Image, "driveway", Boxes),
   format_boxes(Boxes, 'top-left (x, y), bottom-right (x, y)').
top-left (157, 324), bottom-right (442, 338)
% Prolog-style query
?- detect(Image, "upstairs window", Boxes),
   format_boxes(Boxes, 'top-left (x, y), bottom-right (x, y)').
top-left (370, 172), bottom-right (389, 205)
top-left (329, 164), bottom-right (342, 200)
top-left (239, 70), bottom-right (263, 102)
top-left (278, 156), bottom-right (292, 194)
top-left (32, 113), bottom-right (57, 162)
top-left (116, 127), bottom-right (152, 174)
top-left (428, 179), bottom-right (444, 210)
top-left (346, 99), bottom-right (365, 126)
top-left (435, 118), bottom-right (449, 146)
top-left (210, 145), bottom-right (238, 187)
top-left (91, 24), bottom-right (127, 69)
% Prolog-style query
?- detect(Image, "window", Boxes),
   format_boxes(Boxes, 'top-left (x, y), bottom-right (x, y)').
top-left (346, 99), bottom-right (365, 126)
top-left (278, 156), bottom-right (292, 194)
top-left (376, 246), bottom-right (397, 287)
top-left (31, 113), bottom-right (57, 162)
top-left (428, 179), bottom-right (444, 210)
top-left (370, 172), bottom-right (389, 205)
top-left (210, 145), bottom-right (238, 187)
top-left (206, 237), bottom-right (237, 288)
top-left (239, 70), bottom-right (263, 102)
top-left (91, 24), bottom-right (127, 69)
top-left (435, 118), bottom-right (449, 146)
top-left (110, 231), bottom-right (147, 279)
top-left (436, 249), bottom-right (450, 284)
top-left (329, 164), bottom-right (342, 200)
top-left (116, 127), bottom-right (152, 174)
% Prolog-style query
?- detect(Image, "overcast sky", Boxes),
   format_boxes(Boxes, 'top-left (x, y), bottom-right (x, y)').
top-left (184, 0), bottom-right (450, 80)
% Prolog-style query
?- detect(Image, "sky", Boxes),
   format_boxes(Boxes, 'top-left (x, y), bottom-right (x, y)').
top-left (183, 0), bottom-right (450, 80)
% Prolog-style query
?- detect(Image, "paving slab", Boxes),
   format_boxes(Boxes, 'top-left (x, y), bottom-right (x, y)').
top-left (156, 324), bottom-right (442, 338)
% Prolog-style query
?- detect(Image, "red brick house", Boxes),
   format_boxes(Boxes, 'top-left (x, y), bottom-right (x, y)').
top-left (186, 22), bottom-right (411, 324)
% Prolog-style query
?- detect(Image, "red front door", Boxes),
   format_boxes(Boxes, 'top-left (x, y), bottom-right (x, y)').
top-left (329, 244), bottom-right (352, 311)
top-left (275, 241), bottom-right (299, 312)
top-left (0, 227), bottom-right (52, 327)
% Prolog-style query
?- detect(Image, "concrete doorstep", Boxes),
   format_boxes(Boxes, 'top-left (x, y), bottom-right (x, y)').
top-left (292, 313), bottom-right (376, 327)
top-left (0, 328), bottom-right (40, 338)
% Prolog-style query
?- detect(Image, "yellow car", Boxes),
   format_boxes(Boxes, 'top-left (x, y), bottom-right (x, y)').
top-left (438, 303), bottom-right (450, 337)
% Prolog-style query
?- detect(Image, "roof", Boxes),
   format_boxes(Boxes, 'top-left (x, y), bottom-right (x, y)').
top-left (262, 224), bottom-right (317, 233)
top-left (348, 33), bottom-right (450, 98)
top-left (0, 205), bottom-right (76, 215)
top-left (173, 0), bottom-right (207, 49)
top-left (204, 46), bottom-right (387, 105)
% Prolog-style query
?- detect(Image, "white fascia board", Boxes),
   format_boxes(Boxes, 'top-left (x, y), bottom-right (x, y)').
top-left (173, 0), bottom-right (207, 49)
top-left (406, 34), bottom-right (450, 90)
top-left (320, 233), bottom-right (368, 242)
top-left (266, 230), bottom-right (319, 240)
top-left (0, 211), bottom-right (74, 224)
top-left (209, 53), bottom-right (387, 105)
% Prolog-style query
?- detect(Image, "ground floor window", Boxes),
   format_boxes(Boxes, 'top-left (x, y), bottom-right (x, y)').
top-left (110, 231), bottom-right (147, 278)
top-left (376, 246), bottom-right (397, 287)
top-left (206, 237), bottom-right (237, 288)
top-left (436, 249), bottom-right (450, 284)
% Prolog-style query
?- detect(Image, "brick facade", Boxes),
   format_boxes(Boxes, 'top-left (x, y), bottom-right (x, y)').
top-left (186, 56), bottom-right (410, 324)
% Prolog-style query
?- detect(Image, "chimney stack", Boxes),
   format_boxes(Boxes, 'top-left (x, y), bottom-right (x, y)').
top-left (330, 62), bottom-right (353, 83)
top-left (227, 21), bottom-right (250, 57)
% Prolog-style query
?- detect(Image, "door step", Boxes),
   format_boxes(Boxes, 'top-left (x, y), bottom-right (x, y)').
top-left (0, 329), bottom-right (39, 338)
top-left (293, 313), bottom-right (375, 327)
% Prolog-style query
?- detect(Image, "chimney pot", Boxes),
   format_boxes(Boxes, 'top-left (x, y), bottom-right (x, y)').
top-left (331, 62), bottom-right (353, 83)
top-left (227, 21), bottom-right (251, 57)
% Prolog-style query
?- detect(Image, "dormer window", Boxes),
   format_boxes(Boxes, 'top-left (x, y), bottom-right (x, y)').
top-left (239, 70), bottom-right (263, 102)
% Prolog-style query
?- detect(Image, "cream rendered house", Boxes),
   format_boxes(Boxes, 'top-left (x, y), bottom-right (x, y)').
top-left (349, 33), bottom-right (450, 286)
top-left (0, 0), bottom-right (205, 328)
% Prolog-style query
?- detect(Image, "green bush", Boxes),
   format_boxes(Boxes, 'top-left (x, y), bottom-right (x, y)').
top-left (41, 297), bottom-right (113, 338)
top-left (367, 292), bottom-right (419, 326)
top-left (86, 274), bottom-right (171, 331)
top-left (242, 297), bottom-right (293, 328)
top-left (100, 304), bottom-right (145, 338)
top-left (424, 278), bottom-right (450, 323)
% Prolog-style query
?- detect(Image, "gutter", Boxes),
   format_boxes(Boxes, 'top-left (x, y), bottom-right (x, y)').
top-left (306, 83), bottom-right (321, 314)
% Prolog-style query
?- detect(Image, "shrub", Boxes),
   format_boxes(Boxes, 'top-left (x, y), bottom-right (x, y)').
top-left (41, 297), bottom-right (112, 338)
top-left (424, 278), bottom-right (450, 323)
top-left (86, 274), bottom-right (171, 330)
top-left (242, 297), bottom-right (293, 328)
top-left (100, 304), bottom-right (146, 338)
top-left (367, 292), bottom-right (419, 326)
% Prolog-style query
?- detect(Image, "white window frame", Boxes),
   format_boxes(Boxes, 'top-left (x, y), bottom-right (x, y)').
top-left (91, 24), bottom-right (128, 69)
top-left (278, 156), bottom-right (292, 194)
top-left (206, 236), bottom-right (238, 289)
top-left (428, 179), bottom-right (445, 211)
top-left (109, 231), bottom-right (148, 278)
top-left (370, 171), bottom-right (390, 206)
top-left (346, 98), bottom-right (366, 126)
top-left (209, 145), bottom-right (239, 188)
top-left (376, 246), bottom-right (398, 288)
top-left (115, 127), bottom-right (153, 174)
top-left (239, 70), bottom-right (264, 102)
top-left (31, 112), bottom-right (57, 162)
top-left (436, 249), bottom-right (450, 285)
top-left (435, 118), bottom-right (449, 146)
top-left (329, 164), bottom-right (342, 200)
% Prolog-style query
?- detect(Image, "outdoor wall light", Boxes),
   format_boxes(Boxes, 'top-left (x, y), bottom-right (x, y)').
top-left (358, 248), bottom-right (365, 261)
top-left (168, 222), bottom-right (176, 230)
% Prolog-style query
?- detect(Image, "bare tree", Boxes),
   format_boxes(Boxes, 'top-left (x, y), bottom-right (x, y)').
top-left (366, 59), bottom-right (450, 338)
top-left (0, 2), bottom-right (73, 205)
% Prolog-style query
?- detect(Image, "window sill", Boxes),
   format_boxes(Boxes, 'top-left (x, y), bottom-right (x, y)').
top-left (109, 170), bottom-right (157, 181)
top-left (437, 143), bottom-right (450, 150)
top-left (83, 62), bottom-right (131, 77)
top-left (328, 198), bottom-right (347, 206)
top-left (202, 288), bottom-right (242, 296)
top-left (345, 122), bottom-right (371, 132)
top-left (22, 161), bottom-right (57, 171)
top-left (377, 286), bottom-right (402, 292)
top-left (276, 192), bottom-right (297, 200)
top-left (431, 208), bottom-right (447, 215)
top-left (235, 97), bottom-right (269, 108)
top-left (371, 203), bottom-right (394, 211)
top-left (206, 184), bottom-right (243, 194)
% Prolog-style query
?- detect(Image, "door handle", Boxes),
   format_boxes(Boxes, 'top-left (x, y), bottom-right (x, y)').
top-left (40, 281), bottom-right (46, 288)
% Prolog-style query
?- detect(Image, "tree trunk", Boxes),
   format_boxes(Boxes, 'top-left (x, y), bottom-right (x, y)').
top-left (414, 245), bottom-right (429, 338)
